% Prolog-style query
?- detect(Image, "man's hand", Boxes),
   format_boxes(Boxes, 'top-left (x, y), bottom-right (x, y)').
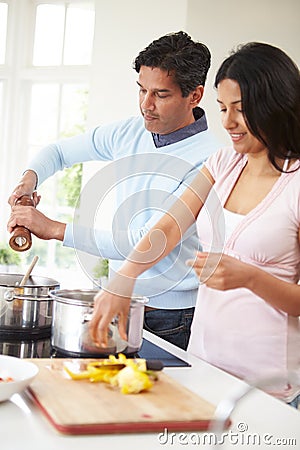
top-left (7, 205), bottom-right (66, 241)
top-left (8, 170), bottom-right (40, 207)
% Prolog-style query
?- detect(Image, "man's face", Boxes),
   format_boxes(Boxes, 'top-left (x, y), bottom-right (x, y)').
top-left (137, 66), bottom-right (199, 135)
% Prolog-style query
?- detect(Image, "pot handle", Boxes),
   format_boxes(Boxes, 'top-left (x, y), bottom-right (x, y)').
top-left (3, 288), bottom-right (40, 302)
top-left (4, 288), bottom-right (15, 302)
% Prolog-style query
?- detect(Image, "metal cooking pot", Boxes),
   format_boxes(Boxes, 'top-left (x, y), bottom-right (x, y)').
top-left (50, 289), bottom-right (148, 357)
top-left (0, 273), bottom-right (59, 334)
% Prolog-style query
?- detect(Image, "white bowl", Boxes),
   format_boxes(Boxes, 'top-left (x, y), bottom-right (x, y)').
top-left (0, 355), bottom-right (39, 402)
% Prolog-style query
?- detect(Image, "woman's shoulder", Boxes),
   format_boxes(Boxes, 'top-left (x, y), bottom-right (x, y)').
top-left (205, 147), bottom-right (243, 176)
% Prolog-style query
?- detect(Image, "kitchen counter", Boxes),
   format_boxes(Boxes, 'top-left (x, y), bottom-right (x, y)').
top-left (1, 330), bottom-right (300, 450)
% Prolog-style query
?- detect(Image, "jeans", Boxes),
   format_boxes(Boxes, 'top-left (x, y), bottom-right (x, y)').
top-left (143, 307), bottom-right (194, 350)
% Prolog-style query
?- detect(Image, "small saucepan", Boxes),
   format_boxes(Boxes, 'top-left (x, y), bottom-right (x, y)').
top-left (0, 273), bottom-right (59, 335)
top-left (50, 289), bottom-right (148, 357)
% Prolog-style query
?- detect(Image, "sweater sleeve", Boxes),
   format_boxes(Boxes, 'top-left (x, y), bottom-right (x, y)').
top-left (63, 167), bottom-right (198, 259)
top-left (63, 204), bottom-right (180, 260)
top-left (26, 120), bottom-right (131, 185)
top-left (63, 223), bottom-right (124, 258)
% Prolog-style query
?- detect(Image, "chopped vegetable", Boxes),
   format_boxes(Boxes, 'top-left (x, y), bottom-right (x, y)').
top-left (64, 354), bottom-right (157, 394)
top-left (111, 365), bottom-right (153, 394)
top-left (64, 365), bottom-right (100, 381)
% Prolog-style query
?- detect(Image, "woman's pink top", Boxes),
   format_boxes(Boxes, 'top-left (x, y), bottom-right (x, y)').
top-left (188, 147), bottom-right (300, 401)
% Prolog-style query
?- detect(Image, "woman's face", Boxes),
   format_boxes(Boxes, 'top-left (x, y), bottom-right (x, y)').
top-left (217, 78), bottom-right (266, 155)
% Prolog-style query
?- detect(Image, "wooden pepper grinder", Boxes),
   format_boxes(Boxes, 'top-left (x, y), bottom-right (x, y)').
top-left (9, 195), bottom-right (35, 252)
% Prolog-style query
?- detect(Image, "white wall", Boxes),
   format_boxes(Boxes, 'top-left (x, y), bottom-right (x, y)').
top-left (187, 0), bottom-right (300, 143)
top-left (87, 0), bottom-right (300, 147)
top-left (87, 0), bottom-right (188, 127)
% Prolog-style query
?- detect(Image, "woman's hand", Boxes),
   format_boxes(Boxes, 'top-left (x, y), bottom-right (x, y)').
top-left (186, 251), bottom-right (251, 291)
top-left (88, 291), bottom-right (131, 348)
top-left (89, 272), bottom-right (136, 347)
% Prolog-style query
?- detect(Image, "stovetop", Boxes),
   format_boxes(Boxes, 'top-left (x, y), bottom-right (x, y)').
top-left (0, 333), bottom-right (190, 367)
top-left (0, 335), bottom-right (52, 359)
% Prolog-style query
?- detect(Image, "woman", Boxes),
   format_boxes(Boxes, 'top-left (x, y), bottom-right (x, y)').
top-left (89, 42), bottom-right (300, 405)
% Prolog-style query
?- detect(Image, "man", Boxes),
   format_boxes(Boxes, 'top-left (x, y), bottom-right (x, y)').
top-left (8, 31), bottom-right (220, 349)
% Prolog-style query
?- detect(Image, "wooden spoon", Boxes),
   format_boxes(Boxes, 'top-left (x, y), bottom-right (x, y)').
top-left (19, 255), bottom-right (39, 286)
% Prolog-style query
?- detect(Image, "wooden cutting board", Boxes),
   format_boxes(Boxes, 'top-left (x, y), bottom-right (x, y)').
top-left (26, 358), bottom-right (223, 435)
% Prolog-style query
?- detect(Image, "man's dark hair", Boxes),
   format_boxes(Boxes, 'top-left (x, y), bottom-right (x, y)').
top-left (133, 31), bottom-right (211, 97)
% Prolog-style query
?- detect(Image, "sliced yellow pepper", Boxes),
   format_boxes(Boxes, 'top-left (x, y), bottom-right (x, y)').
top-left (64, 364), bottom-right (99, 380)
top-left (63, 353), bottom-right (156, 394)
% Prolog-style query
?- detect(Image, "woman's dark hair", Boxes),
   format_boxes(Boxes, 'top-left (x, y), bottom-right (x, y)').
top-left (133, 31), bottom-right (211, 97)
top-left (215, 42), bottom-right (300, 171)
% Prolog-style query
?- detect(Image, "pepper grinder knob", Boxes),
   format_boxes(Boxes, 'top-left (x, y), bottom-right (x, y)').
top-left (9, 195), bottom-right (35, 252)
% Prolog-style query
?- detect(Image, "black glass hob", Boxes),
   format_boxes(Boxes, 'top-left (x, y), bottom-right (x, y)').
top-left (0, 331), bottom-right (190, 367)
